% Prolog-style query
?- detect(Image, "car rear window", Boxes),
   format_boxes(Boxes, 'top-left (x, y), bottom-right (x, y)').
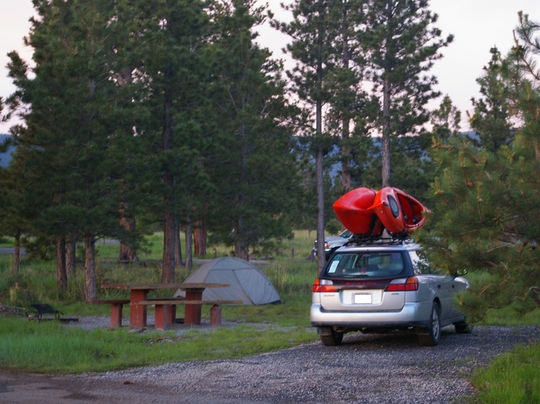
top-left (324, 251), bottom-right (407, 278)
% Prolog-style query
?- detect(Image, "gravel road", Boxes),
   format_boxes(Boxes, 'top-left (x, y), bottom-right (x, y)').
top-left (1, 322), bottom-right (538, 403)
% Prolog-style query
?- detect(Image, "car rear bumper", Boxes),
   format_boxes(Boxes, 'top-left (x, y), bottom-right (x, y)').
top-left (310, 302), bottom-right (432, 329)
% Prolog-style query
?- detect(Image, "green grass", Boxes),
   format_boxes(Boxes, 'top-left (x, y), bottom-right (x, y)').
top-left (470, 343), bottom-right (540, 403)
top-left (0, 316), bottom-right (315, 373)
top-left (483, 305), bottom-right (540, 326)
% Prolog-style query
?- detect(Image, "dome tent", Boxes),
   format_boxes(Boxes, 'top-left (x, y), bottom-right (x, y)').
top-left (175, 257), bottom-right (281, 305)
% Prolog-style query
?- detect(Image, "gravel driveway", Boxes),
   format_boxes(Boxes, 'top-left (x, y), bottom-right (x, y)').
top-left (1, 323), bottom-right (538, 403)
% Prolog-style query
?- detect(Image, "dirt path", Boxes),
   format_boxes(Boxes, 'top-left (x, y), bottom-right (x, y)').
top-left (1, 325), bottom-right (538, 403)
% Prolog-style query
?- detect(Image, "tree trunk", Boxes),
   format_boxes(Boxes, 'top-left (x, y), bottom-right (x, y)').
top-left (185, 216), bottom-right (193, 271)
top-left (341, 128), bottom-right (351, 192)
top-left (175, 222), bottom-right (183, 268)
top-left (56, 237), bottom-right (67, 297)
top-left (119, 242), bottom-right (135, 262)
top-left (66, 237), bottom-right (76, 279)
top-left (12, 244), bottom-right (20, 274)
top-left (84, 234), bottom-right (97, 303)
top-left (381, 76), bottom-right (391, 187)
top-left (234, 216), bottom-right (248, 260)
top-left (236, 118), bottom-right (249, 263)
top-left (119, 202), bottom-right (137, 262)
top-left (162, 210), bottom-right (176, 283)
top-left (235, 242), bottom-right (249, 261)
top-left (316, 145), bottom-right (326, 273)
top-left (315, 18), bottom-right (326, 274)
top-left (340, 11), bottom-right (352, 193)
top-left (193, 218), bottom-right (207, 256)
top-left (381, 0), bottom-right (393, 188)
top-left (12, 230), bottom-right (21, 274)
top-left (161, 86), bottom-right (176, 283)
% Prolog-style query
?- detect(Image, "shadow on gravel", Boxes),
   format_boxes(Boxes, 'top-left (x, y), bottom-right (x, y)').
top-left (338, 325), bottom-right (457, 348)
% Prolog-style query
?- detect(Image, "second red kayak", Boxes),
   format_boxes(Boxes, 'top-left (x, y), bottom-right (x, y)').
top-left (332, 187), bottom-right (383, 236)
top-left (369, 187), bottom-right (428, 234)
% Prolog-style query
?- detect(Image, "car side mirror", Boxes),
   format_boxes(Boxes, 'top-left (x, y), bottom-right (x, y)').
top-left (453, 268), bottom-right (468, 277)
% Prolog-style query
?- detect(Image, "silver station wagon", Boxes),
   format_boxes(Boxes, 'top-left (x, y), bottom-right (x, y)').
top-left (310, 239), bottom-right (471, 346)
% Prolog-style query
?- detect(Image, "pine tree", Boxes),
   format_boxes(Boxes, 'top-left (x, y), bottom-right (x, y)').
top-left (116, 0), bottom-right (213, 282)
top-left (323, 0), bottom-right (371, 193)
top-left (430, 95), bottom-right (462, 143)
top-left (362, 0), bottom-right (452, 186)
top-left (207, 0), bottom-right (296, 259)
top-left (277, 0), bottom-right (337, 272)
top-left (468, 48), bottom-right (514, 152)
top-left (6, 0), bottom-right (126, 301)
top-left (419, 13), bottom-right (540, 321)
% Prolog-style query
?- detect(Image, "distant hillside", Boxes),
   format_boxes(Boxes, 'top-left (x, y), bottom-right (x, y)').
top-left (0, 134), bottom-right (14, 167)
top-left (0, 131), bottom-right (478, 170)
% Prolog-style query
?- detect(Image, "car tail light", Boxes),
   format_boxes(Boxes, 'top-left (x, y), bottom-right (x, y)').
top-left (385, 277), bottom-right (419, 291)
top-left (312, 278), bottom-right (337, 293)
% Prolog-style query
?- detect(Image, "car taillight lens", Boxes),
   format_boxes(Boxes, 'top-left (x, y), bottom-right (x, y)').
top-left (385, 277), bottom-right (419, 291)
top-left (312, 278), bottom-right (337, 293)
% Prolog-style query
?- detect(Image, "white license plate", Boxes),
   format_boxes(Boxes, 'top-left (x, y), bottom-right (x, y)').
top-left (354, 293), bottom-right (372, 304)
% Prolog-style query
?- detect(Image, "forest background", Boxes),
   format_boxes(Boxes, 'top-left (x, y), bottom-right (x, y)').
top-left (0, 0), bottom-right (538, 321)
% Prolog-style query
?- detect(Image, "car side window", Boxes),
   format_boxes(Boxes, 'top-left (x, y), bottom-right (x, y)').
top-left (376, 252), bottom-right (404, 274)
top-left (327, 254), bottom-right (360, 274)
top-left (409, 250), bottom-right (435, 274)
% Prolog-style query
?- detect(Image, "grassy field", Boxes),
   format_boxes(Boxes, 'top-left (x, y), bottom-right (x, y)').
top-left (0, 230), bottom-right (538, 402)
top-left (0, 230), bottom-right (320, 373)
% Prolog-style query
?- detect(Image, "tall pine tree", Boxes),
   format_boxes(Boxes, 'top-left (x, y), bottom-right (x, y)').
top-left (116, 0), bottom-right (213, 282)
top-left (6, 0), bottom-right (124, 301)
top-left (362, 0), bottom-right (451, 186)
top-left (419, 12), bottom-right (540, 321)
top-left (207, 0), bottom-right (296, 259)
top-left (278, 0), bottom-right (337, 272)
top-left (469, 48), bottom-right (514, 152)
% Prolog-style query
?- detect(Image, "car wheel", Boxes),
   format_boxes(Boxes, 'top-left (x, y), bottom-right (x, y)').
top-left (318, 327), bottom-right (344, 346)
top-left (454, 320), bottom-right (473, 334)
top-left (417, 302), bottom-right (441, 346)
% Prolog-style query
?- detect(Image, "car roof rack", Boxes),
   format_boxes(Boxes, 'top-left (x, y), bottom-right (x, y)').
top-left (344, 233), bottom-right (414, 247)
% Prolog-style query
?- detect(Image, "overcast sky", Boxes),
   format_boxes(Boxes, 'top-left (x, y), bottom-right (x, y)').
top-left (1, 0), bottom-right (539, 132)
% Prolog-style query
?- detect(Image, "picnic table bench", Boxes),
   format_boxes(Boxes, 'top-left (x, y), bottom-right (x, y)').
top-left (99, 283), bottom-right (238, 329)
top-left (138, 297), bottom-right (242, 329)
top-left (91, 299), bottom-right (130, 328)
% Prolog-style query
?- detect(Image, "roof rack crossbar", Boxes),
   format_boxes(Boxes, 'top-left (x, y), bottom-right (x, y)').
top-left (345, 234), bottom-right (413, 247)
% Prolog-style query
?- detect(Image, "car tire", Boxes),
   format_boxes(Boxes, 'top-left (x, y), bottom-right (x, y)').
top-left (454, 320), bottom-right (473, 334)
top-left (417, 302), bottom-right (441, 346)
top-left (318, 327), bottom-right (344, 346)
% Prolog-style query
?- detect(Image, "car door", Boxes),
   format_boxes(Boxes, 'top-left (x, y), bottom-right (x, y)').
top-left (409, 250), bottom-right (456, 322)
top-left (436, 275), bottom-right (458, 321)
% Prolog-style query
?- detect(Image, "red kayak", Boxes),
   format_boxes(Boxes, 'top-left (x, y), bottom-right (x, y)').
top-left (332, 188), bottom-right (383, 236)
top-left (369, 187), bottom-right (428, 235)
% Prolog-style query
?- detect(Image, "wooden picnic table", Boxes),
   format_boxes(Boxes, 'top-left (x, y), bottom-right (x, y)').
top-left (100, 283), bottom-right (229, 328)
